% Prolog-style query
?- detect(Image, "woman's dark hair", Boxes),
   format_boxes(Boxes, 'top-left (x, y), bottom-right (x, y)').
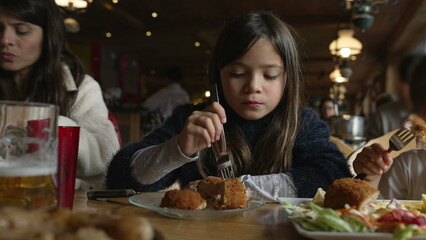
top-left (0, 0), bottom-right (84, 115)
top-left (408, 55), bottom-right (426, 112)
top-left (198, 11), bottom-right (305, 176)
top-left (399, 55), bottom-right (418, 83)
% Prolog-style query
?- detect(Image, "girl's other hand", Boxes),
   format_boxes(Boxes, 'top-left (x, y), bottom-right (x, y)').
top-left (352, 143), bottom-right (393, 181)
top-left (177, 102), bottom-right (227, 157)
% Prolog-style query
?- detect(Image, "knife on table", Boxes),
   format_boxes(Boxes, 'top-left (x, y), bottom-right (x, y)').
top-left (87, 189), bottom-right (138, 200)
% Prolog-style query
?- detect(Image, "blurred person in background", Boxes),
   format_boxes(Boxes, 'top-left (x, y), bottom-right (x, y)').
top-left (319, 97), bottom-right (336, 120)
top-left (142, 67), bottom-right (190, 121)
top-left (352, 55), bottom-right (426, 200)
top-left (0, 0), bottom-right (120, 189)
top-left (364, 55), bottom-right (417, 140)
top-left (374, 92), bottom-right (394, 109)
top-left (377, 55), bottom-right (426, 200)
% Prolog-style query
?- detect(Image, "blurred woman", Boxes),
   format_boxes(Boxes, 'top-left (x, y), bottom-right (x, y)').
top-left (0, 0), bottom-right (120, 189)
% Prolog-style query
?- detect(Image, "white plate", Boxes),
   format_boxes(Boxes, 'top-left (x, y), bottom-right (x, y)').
top-left (279, 198), bottom-right (426, 240)
top-left (293, 223), bottom-right (426, 240)
top-left (129, 192), bottom-right (265, 220)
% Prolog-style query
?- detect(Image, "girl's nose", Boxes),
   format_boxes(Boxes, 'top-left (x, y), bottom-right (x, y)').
top-left (244, 74), bottom-right (261, 93)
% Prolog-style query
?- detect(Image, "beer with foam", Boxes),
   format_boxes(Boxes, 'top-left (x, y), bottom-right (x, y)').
top-left (0, 101), bottom-right (58, 209)
top-left (0, 166), bottom-right (57, 209)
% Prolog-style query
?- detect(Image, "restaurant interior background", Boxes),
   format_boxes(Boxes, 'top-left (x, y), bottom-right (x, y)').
top-left (60, 0), bottom-right (426, 144)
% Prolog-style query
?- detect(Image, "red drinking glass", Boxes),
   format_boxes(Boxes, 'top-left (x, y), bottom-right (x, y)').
top-left (57, 126), bottom-right (80, 209)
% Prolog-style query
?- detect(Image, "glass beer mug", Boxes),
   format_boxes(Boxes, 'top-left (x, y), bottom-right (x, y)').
top-left (0, 101), bottom-right (58, 209)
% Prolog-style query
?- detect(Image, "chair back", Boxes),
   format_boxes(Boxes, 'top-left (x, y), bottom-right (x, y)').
top-left (108, 110), bottom-right (123, 147)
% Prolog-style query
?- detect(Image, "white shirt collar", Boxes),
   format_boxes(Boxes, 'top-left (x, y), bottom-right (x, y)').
top-left (62, 64), bottom-right (78, 91)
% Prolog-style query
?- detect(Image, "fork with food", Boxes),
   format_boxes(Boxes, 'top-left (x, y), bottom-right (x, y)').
top-left (352, 113), bottom-right (425, 187)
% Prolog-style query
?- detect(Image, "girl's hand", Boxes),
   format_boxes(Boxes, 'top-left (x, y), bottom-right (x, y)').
top-left (352, 143), bottom-right (393, 181)
top-left (177, 102), bottom-right (226, 157)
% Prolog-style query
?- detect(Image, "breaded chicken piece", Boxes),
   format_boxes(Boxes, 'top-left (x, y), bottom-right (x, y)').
top-left (197, 176), bottom-right (247, 210)
top-left (195, 176), bottom-right (223, 199)
top-left (160, 189), bottom-right (206, 210)
top-left (323, 178), bottom-right (379, 211)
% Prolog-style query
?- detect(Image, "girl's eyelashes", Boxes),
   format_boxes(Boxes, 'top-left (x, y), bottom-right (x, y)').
top-left (264, 75), bottom-right (279, 80)
top-left (229, 72), bottom-right (246, 78)
top-left (229, 72), bottom-right (280, 80)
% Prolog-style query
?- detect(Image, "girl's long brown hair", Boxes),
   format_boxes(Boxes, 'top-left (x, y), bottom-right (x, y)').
top-left (0, 0), bottom-right (84, 116)
top-left (198, 11), bottom-right (306, 176)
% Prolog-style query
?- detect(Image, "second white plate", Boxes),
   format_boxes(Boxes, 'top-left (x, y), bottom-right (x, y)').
top-left (279, 197), bottom-right (426, 240)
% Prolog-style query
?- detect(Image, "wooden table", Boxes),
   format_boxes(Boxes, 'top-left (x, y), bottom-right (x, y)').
top-left (73, 191), bottom-right (308, 240)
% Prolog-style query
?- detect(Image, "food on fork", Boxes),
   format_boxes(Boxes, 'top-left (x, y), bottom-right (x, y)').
top-left (0, 207), bottom-right (155, 240)
top-left (196, 176), bottom-right (247, 210)
top-left (323, 178), bottom-right (380, 211)
top-left (159, 189), bottom-right (207, 210)
top-left (403, 114), bottom-right (426, 148)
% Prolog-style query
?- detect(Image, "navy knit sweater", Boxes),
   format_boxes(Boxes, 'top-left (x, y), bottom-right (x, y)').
top-left (106, 104), bottom-right (352, 198)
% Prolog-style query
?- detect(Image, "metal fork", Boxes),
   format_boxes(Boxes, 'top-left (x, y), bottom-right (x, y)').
top-left (212, 84), bottom-right (236, 179)
top-left (355, 127), bottom-right (415, 179)
top-left (387, 127), bottom-right (415, 152)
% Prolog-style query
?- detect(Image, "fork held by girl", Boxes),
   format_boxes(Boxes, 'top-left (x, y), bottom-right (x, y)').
top-left (106, 11), bottom-right (352, 202)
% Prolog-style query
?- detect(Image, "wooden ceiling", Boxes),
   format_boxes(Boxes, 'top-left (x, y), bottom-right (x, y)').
top-left (68, 0), bottom-right (426, 104)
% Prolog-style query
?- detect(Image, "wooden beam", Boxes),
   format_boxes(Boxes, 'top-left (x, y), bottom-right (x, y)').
top-left (386, 0), bottom-right (425, 54)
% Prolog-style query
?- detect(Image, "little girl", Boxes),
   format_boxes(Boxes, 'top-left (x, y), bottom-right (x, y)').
top-left (106, 11), bottom-right (352, 201)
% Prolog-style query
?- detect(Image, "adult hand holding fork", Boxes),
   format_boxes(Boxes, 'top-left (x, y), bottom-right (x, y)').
top-left (353, 128), bottom-right (414, 183)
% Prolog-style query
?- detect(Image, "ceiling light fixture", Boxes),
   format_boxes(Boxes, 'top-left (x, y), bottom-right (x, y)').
top-left (55, 0), bottom-right (92, 33)
top-left (339, 0), bottom-right (398, 32)
top-left (55, 0), bottom-right (93, 13)
top-left (329, 29), bottom-right (363, 58)
top-left (64, 17), bottom-right (80, 33)
top-left (330, 66), bottom-right (349, 83)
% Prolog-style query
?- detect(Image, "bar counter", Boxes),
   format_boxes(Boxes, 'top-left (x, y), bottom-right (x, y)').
top-left (73, 190), bottom-right (308, 240)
